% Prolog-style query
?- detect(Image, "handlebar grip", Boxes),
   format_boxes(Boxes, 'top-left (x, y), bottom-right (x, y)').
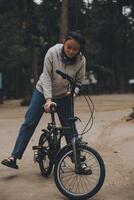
top-left (50, 103), bottom-right (57, 113)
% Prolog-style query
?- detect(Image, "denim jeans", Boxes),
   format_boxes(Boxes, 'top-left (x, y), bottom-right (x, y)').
top-left (11, 89), bottom-right (75, 159)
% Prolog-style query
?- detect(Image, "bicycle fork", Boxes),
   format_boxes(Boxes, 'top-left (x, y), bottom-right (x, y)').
top-left (71, 137), bottom-right (81, 172)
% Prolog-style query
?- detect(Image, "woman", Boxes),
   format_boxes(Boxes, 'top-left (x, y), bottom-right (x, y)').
top-left (1, 31), bottom-right (86, 169)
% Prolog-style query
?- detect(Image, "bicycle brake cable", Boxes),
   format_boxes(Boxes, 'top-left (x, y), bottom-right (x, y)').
top-left (80, 94), bottom-right (95, 136)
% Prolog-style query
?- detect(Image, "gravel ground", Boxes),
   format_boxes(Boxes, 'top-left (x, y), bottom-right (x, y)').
top-left (0, 94), bottom-right (134, 200)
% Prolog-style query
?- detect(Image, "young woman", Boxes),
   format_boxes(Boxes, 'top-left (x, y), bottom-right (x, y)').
top-left (1, 31), bottom-right (86, 169)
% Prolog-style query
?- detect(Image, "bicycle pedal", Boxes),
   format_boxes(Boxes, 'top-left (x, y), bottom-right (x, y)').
top-left (80, 156), bottom-right (86, 162)
top-left (77, 164), bottom-right (92, 175)
top-left (32, 146), bottom-right (42, 150)
top-left (80, 141), bottom-right (88, 145)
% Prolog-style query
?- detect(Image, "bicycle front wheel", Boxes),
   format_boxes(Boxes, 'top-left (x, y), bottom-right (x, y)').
top-left (38, 133), bottom-right (53, 177)
top-left (54, 144), bottom-right (105, 200)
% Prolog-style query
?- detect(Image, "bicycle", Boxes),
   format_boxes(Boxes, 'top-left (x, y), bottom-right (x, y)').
top-left (33, 70), bottom-right (105, 200)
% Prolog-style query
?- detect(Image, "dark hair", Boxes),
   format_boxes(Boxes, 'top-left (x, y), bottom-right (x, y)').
top-left (64, 31), bottom-right (85, 54)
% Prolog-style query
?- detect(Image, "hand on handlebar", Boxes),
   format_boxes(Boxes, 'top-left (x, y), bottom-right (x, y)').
top-left (44, 99), bottom-right (57, 113)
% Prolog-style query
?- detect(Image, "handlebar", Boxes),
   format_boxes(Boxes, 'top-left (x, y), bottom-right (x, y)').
top-left (56, 70), bottom-right (81, 89)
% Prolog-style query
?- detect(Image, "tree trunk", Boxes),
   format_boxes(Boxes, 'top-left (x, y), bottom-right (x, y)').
top-left (59, 0), bottom-right (69, 42)
top-left (31, 44), bottom-right (38, 91)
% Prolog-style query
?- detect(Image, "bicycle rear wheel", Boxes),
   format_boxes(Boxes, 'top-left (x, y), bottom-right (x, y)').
top-left (38, 132), bottom-right (53, 177)
top-left (54, 144), bottom-right (105, 200)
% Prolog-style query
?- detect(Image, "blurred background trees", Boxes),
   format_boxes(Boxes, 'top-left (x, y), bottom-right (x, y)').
top-left (0, 0), bottom-right (134, 102)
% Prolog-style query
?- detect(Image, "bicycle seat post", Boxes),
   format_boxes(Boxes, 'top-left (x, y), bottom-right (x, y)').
top-left (50, 104), bottom-right (57, 125)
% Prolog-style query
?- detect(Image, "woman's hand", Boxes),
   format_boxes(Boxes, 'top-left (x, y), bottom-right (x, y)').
top-left (44, 99), bottom-right (56, 113)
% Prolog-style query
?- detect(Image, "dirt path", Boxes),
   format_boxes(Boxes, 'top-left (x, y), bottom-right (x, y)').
top-left (0, 94), bottom-right (134, 200)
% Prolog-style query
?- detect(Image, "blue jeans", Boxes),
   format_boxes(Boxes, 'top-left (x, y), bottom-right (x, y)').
top-left (11, 89), bottom-right (75, 159)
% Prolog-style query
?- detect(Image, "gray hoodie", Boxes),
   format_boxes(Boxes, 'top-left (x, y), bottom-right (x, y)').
top-left (36, 44), bottom-right (86, 99)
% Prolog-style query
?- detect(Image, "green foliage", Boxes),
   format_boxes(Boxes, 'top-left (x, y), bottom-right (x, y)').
top-left (83, 0), bottom-right (134, 92)
top-left (0, 0), bottom-right (134, 98)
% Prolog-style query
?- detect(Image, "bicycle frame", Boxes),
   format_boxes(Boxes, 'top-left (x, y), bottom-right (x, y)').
top-left (56, 70), bottom-right (85, 171)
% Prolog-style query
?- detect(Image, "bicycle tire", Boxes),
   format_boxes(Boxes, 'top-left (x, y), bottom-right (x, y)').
top-left (38, 132), bottom-right (53, 177)
top-left (54, 144), bottom-right (105, 200)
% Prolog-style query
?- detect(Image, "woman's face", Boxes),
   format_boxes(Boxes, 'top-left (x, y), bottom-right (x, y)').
top-left (64, 38), bottom-right (80, 58)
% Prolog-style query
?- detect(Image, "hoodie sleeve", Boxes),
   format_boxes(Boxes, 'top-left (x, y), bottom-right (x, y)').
top-left (41, 49), bottom-right (53, 99)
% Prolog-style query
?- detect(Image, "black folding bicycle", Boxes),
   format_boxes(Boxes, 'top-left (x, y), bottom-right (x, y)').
top-left (33, 70), bottom-right (105, 200)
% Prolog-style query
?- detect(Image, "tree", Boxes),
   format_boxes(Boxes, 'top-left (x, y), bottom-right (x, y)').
top-left (59, 0), bottom-right (69, 42)
top-left (0, 0), bottom-right (134, 97)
